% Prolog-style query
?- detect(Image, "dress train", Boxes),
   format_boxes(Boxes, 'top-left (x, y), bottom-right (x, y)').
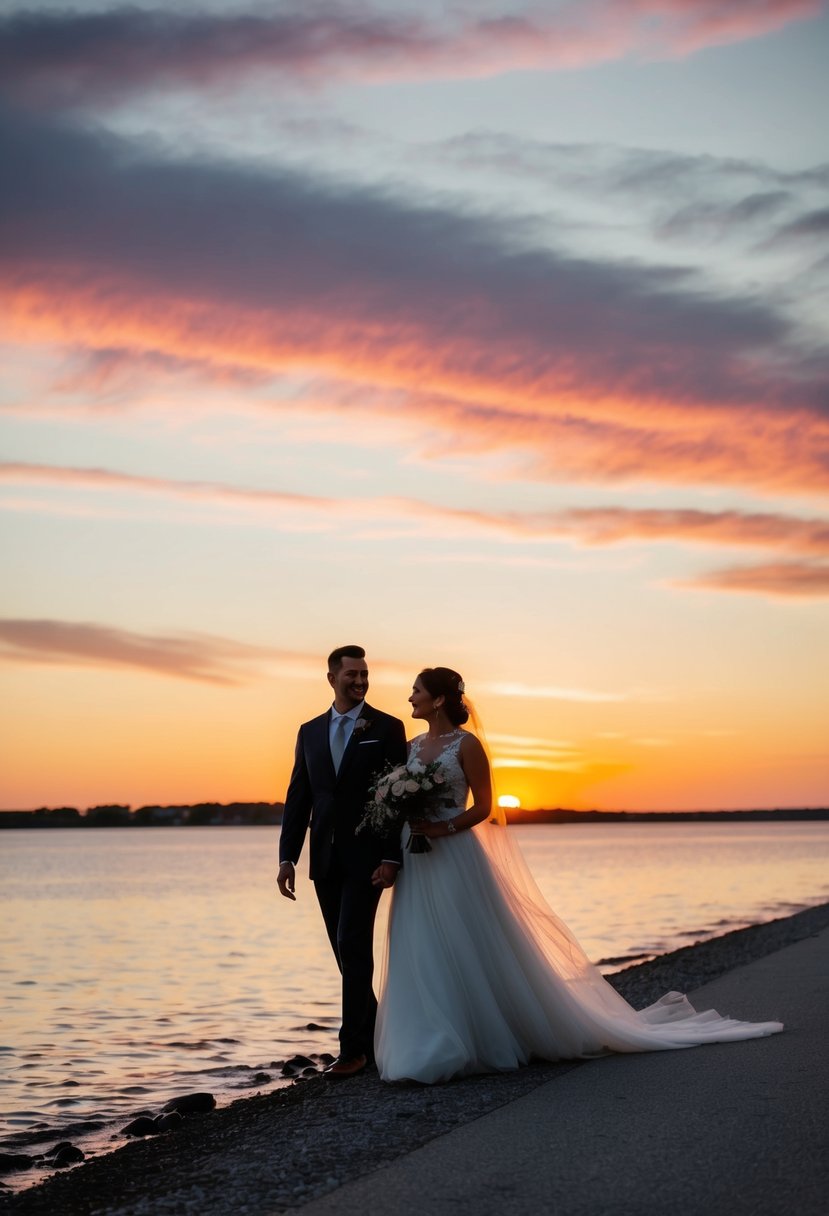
top-left (375, 731), bottom-right (783, 1084)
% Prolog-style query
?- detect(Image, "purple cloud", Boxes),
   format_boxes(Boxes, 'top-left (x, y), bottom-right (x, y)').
top-left (0, 618), bottom-right (301, 684)
top-left (0, 2), bottom-right (821, 108)
top-left (2, 104), bottom-right (827, 497)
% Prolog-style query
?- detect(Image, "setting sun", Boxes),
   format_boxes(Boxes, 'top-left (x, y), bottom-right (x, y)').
top-left (498, 795), bottom-right (521, 810)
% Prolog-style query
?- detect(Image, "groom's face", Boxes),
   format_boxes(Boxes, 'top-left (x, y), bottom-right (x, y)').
top-left (328, 656), bottom-right (369, 710)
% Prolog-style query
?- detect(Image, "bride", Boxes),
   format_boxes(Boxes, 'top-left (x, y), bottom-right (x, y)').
top-left (374, 667), bottom-right (783, 1084)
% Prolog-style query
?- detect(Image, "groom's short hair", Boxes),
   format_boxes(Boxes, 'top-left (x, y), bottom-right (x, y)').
top-left (327, 644), bottom-right (366, 673)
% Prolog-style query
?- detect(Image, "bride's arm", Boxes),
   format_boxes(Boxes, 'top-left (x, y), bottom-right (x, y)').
top-left (455, 734), bottom-right (492, 829)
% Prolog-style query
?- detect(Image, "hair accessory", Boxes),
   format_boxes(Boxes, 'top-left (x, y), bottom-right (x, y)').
top-left (457, 680), bottom-right (465, 693)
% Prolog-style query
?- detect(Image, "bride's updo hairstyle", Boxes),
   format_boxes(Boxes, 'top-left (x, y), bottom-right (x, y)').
top-left (418, 667), bottom-right (469, 727)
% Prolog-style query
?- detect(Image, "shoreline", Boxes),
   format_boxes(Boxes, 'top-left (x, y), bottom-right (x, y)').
top-left (3, 900), bottom-right (827, 1215)
top-left (3, 808), bottom-right (827, 830)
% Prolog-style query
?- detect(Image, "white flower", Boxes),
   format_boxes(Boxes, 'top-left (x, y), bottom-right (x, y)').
top-left (391, 780), bottom-right (406, 797)
top-left (355, 717), bottom-right (369, 731)
top-left (404, 779), bottom-right (419, 794)
top-left (421, 779), bottom-right (433, 791)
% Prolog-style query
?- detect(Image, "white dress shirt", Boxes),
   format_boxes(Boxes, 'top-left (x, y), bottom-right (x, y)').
top-left (329, 701), bottom-right (365, 758)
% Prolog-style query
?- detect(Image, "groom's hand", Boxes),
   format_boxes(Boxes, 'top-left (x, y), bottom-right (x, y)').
top-left (277, 861), bottom-right (296, 901)
top-left (371, 862), bottom-right (399, 889)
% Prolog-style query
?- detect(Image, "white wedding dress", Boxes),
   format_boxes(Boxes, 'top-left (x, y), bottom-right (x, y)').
top-left (375, 730), bottom-right (783, 1084)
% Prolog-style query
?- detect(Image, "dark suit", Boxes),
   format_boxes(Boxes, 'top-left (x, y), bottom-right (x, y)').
top-left (279, 703), bottom-right (407, 1059)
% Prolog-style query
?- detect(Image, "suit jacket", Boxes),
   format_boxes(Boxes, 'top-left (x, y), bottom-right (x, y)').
top-left (279, 703), bottom-right (408, 882)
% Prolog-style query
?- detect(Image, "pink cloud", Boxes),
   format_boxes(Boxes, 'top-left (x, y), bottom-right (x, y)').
top-left (636, 0), bottom-right (824, 55)
top-left (0, 1), bottom-right (821, 108)
top-left (2, 107), bottom-right (826, 499)
top-left (0, 619), bottom-right (292, 684)
top-left (49, 347), bottom-right (270, 400)
top-left (0, 461), bottom-right (334, 515)
top-left (4, 461), bottom-right (828, 558)
top-left (401, 395), bottom-right (829, 499)
top-left (534, 506), bottom-right (829, 553)
top-left (681, 560), bottom-right (829, 596)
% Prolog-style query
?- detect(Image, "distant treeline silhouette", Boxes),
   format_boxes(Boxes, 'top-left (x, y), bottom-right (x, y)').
top-left (503, 807), bottom-right (829, 824)
top-left (0, 802), bottom-right (285, 828)
top-left (0, 804), bottom-right (826, 829)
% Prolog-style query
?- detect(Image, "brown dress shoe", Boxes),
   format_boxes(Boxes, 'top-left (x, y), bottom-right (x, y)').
top-left (324, 1054), bottom-right (367, 1078)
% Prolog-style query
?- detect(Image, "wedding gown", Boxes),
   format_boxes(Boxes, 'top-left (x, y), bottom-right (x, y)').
top-left (374, 730), bottom-right (783, 1084)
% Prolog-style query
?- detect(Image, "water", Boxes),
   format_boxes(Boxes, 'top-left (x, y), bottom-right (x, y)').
top-left (1, 822), bottom-right (827, 1173)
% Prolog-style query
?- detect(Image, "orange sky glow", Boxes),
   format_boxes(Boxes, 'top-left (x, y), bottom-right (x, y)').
top-left (1, 0), bottom-right (827, 812)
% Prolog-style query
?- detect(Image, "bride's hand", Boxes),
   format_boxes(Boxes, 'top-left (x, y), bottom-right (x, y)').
top-left (409, 819), bottom-right (444, 838)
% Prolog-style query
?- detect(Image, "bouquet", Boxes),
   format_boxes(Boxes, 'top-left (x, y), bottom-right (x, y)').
top-left (357, 758), bottom-right (449, 854)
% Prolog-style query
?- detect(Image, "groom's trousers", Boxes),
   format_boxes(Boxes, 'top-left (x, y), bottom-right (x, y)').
top-left (314, 859), bottom-right (383, 1060)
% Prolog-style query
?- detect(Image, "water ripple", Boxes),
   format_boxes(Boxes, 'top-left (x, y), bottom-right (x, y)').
top-left (1, 821), bottom-right (827, 1174)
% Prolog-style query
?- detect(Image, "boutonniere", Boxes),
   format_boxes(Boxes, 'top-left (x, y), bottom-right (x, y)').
top-left (353, 717), bottom-right (371, 736)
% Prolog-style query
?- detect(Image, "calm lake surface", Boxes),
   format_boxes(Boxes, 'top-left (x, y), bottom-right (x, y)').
top-left (2, 822), bottom-right (827, 1164)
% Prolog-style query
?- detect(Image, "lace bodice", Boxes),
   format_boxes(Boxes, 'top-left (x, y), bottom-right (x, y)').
top-left (408, 730), bottom-right (469, 818)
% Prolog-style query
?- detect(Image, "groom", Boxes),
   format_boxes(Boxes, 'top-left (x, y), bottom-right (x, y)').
top-left (277, 645), bottom-right (407, 1077)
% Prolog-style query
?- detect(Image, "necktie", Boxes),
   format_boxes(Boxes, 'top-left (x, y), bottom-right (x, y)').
top-left (331, 715), bottom-right (348, 773)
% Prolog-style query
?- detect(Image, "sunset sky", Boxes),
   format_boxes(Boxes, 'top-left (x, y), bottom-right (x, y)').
top-left (1, 0), bottom-right (827, 812)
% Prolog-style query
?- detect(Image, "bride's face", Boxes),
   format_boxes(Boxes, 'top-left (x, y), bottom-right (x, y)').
top-left (409, 677), bottom-right (436, 719)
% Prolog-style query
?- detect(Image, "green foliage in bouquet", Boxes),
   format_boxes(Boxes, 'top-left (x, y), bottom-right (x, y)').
top-left (357, 758), bottom-right (450, 853)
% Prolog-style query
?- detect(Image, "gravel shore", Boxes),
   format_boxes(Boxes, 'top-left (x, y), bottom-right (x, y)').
top-left (3, 902), bottom-right (827, 1216)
